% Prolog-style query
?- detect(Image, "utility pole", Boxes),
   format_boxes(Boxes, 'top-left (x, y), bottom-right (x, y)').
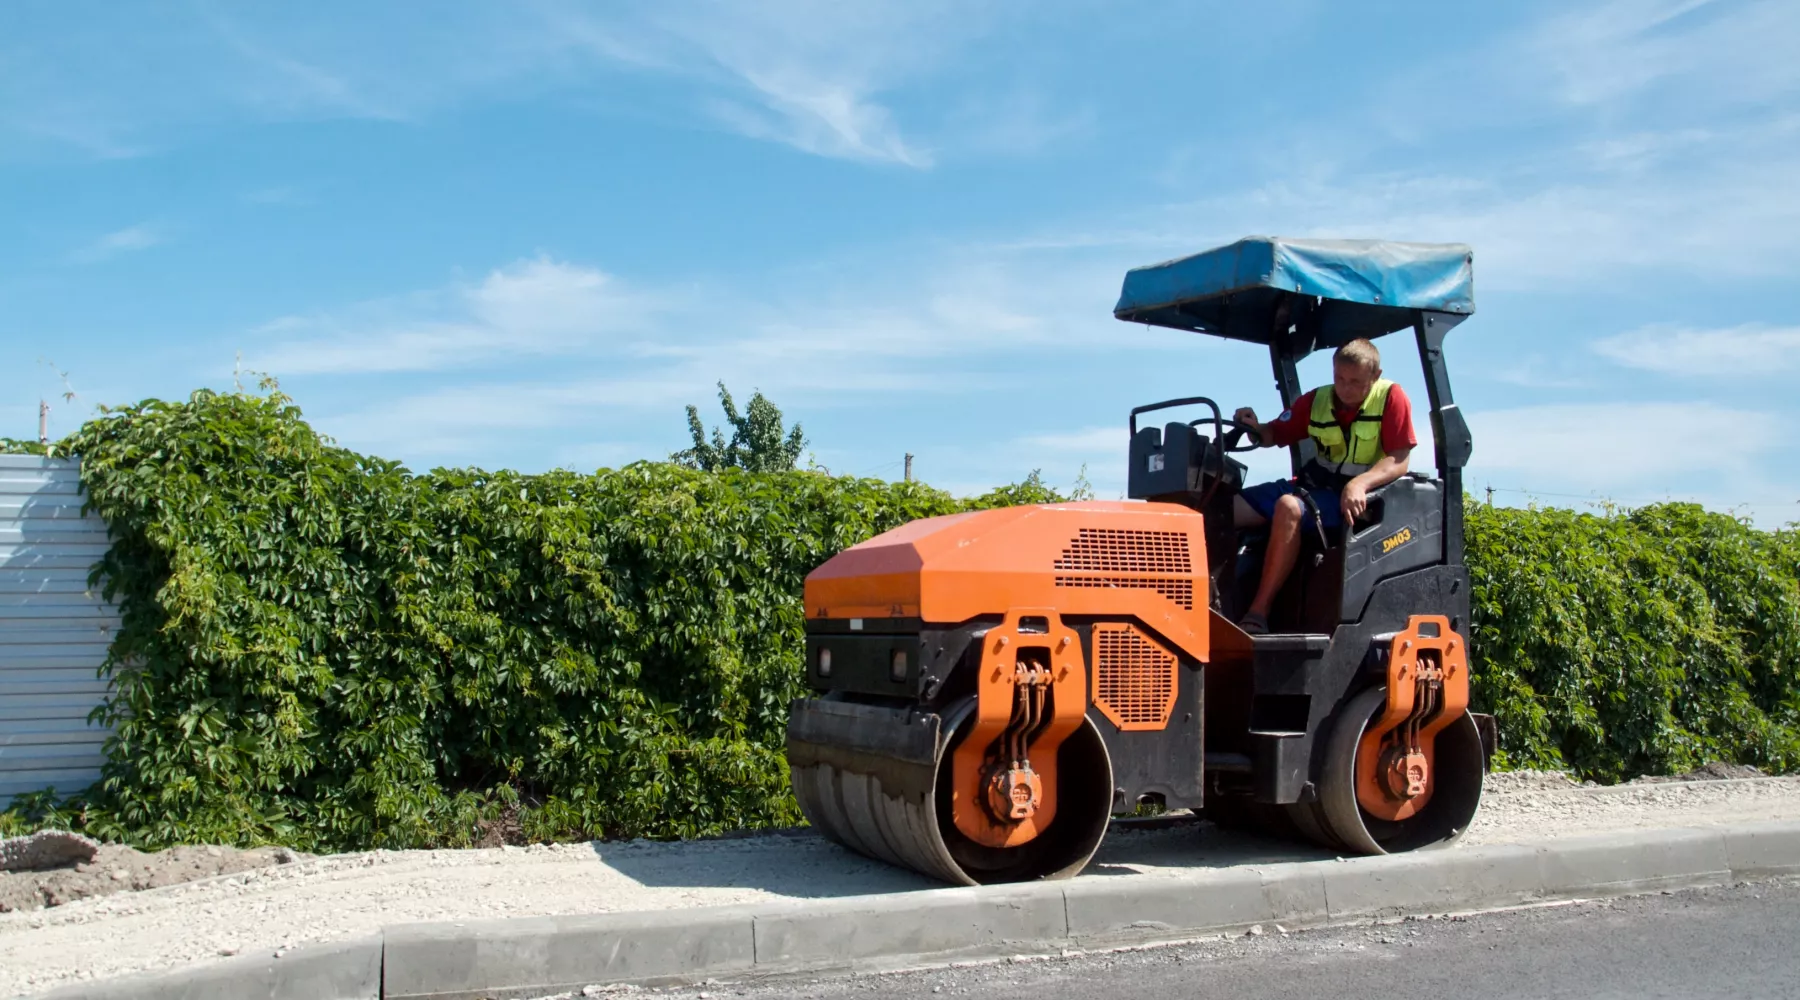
top-left (1485, 485), bottom-right (1494, 507)
top-left (904, 453), bottom-right (913, 482)
top-left (38, 400), bottom-right (49, 447)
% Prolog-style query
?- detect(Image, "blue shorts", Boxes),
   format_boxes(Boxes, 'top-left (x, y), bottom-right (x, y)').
top-left (1239, 479), bottom-right (1343, 532)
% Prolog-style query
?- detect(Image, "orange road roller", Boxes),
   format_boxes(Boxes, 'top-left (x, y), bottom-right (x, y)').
top-left (787, 238), bottom-right (1493, 885)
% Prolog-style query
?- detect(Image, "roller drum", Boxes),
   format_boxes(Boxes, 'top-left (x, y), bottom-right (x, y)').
top-left (787, 696), bottom-right (1112, 886)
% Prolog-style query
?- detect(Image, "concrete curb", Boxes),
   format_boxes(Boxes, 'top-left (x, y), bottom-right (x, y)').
top-left (38, 936), bottom-right (382, 1000)
top-left (37, 821), bottom-right (1800, 1000)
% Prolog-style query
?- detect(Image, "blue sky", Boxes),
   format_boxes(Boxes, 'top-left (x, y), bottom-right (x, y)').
top-left (4, 0), bottom-right (1798, 524)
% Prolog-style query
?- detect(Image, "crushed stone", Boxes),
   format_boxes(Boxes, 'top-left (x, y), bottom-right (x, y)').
top-left (1629, 761), bottom-right (1765, 783)
top-left (5, 772), bottom-right (1800, 997)
top-left (1479, 769), bottom-right (1586, 792)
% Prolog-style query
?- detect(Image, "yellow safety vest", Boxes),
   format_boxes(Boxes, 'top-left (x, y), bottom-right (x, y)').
top-left (1308, 379), bottom-right (1393, 478)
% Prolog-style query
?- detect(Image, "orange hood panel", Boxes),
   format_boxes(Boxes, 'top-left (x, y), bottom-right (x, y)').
top-left (806, 501), bottom-right (1209, 663)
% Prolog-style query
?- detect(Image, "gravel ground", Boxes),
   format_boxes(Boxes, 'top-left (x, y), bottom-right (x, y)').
top-left (5, 771), bottom-right (1800, 997)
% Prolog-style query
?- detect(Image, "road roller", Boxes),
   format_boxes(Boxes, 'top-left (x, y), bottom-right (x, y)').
top-left (787, 237), bottom-right (1493, 885)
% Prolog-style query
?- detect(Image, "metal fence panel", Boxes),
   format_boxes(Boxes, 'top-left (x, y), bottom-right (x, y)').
top-left (0, 454), bottom-right (115, 806)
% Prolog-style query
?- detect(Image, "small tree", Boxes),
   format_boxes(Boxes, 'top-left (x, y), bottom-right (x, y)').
top-left (673, 382), bottom-right (806, 472)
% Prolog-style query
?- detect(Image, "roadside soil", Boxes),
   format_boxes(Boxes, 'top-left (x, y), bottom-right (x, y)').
top-left (4, 767), bottom-right (1798, 997)
top-left (0, 844), bottom-right (300, 914)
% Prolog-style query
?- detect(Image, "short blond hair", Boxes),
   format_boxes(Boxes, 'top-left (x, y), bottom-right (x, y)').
top-left (1334, 338), bottom-right (1381, 373)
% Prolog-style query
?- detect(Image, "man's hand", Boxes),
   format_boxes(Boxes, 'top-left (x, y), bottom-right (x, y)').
top-left (1232, 407), bottom-right (1265, 446)
top-left (1341, 480), bottom-right (1369, 524)
top-left (1342, 450), bottom-right (1412, 525)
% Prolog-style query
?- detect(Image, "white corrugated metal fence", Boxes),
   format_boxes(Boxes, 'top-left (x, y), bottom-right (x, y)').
top-left (0, 454), bottom-right (117, 807)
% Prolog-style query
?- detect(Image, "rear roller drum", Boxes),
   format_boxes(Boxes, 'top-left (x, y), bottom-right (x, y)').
top-left (1315, 686), bottom-right (1484, 854)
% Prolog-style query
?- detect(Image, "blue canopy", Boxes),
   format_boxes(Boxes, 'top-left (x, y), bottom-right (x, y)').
top-left (1114, 237), bottom-right (1474, 347)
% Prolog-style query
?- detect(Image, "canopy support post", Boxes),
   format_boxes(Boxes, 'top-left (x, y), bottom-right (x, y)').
top-left (1414, 310), bottom-right (1472, 631)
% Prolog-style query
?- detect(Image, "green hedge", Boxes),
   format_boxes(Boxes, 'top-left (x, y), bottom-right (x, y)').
top-left (1468, 502), bottom-right (1800, 780)
top-left (1, 391), bottom-right (1059, 849)
top-left (3, 390), bottom-right (1798, 848)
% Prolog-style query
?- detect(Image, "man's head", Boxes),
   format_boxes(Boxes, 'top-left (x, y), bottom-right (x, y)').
top-left (1331, 339), bottom-right (1382, 407)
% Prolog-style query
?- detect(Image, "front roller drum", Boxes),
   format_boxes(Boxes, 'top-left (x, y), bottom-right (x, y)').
top-left (787, 697), bottom-right (1113, 886)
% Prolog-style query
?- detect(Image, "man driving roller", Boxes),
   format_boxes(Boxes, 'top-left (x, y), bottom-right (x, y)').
top-left (1231, 337), bottom-right (1416, 635)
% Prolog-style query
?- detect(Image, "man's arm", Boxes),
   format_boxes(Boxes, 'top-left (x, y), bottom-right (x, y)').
top-left (1340, 447), bottom-right (1411, 522)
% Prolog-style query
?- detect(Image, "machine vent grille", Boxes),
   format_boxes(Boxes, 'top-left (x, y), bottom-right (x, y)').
top-left (1093, 624), bottom-right (1177, 731)
top-left (1054, 529), bottom-right (1192, 574)
top-left (1053, 575), bottom-right (1193, 609)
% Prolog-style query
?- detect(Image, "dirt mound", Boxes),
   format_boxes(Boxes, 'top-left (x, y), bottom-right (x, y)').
top-left (0, 830), bottom-right (100, 871)
top-left (0, 841), bottom-right (303, 912)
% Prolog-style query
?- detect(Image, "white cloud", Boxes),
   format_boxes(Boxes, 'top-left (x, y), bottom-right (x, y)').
top-left (1464, 401), bottom-right (1795, 525)
top-left (1468, 402), bottom-right (1775, 487)
top-left (205, 15), bottom-right (403, 121)
top-left (1487, 354), bottom-right (1589, 390)
top-left (252, 258), bottom-right (656, 375)
top-left (1070, 110), bottom-right (1800, 297)
top-left (3, 2), bottom-right (1009, 167)
top-left (1532, 0), bottom-right (1800, 109)
top-left (544, 1), bottom-right (991, 167)
top-left (239, 185), bottom-right (307, 205)
top-left (274, 243), bottom-right (1108, 462)
top-left (941, 89), bottom-right (1094, 159)
top-left (1102, 2), bottom-right (1800, 293)
top-left (1156, 130), bottom-right (1800, 291)
top-left (1592, 324), bottom-right (1800, 376)
top-left (1019, 426), bottom-right (1122, 453)
top-left (70, 225), bottom-right (161, 263)
top-left (704, 80), bottom-right (928, 167)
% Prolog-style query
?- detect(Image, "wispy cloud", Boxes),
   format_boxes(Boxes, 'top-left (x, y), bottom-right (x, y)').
top-left (1160, 130), bottom-right (1800, 292)
top-left (1018, 426), bottom-right (1122, 454)
top-left (239, 185), bottom-right (310, 205)
top-left (70, 225), bottom-right (162, 263)
top-left (703, 78), bottom-right (929, 167)
top-left (3, 2), bottom-right (1024, 167)
top-left (204, 14), bottom-right (403, 121)
top-left (543, 1), bottom-right (999, 167)
top-left (0, 6), bottom-right (551, 160)
top-left (1593, 324), bottom-right (1800, 376)
top-left (1487, 355), bottom-right (1589, 390)
top-left (1469, 402), bottom-right (1776, 486)
top-left (1104, 1), bottom-right (1800, 294)
top-left (1531, 0), bottom-right (1800, 109)
top-left (942, 89), bottom-right (1094, 159)
top-left (278, 241), bottom-right (1133, 462)
top-left (252, 257), bottom-right (657, 375)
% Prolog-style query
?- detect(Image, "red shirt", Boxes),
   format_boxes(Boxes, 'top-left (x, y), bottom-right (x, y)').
top-left (1263, 383), bottom-right (1418, 454)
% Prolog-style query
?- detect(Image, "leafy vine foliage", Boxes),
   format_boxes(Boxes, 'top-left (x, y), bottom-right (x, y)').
top-left (1467, 502), bottom-right (1800, 778)
top-left (672, 382), bottom-right (806, 473)
top-left (2, 389), bottom-right (1797, 848)
top-left (2, 390), bottom-right (1031, 849)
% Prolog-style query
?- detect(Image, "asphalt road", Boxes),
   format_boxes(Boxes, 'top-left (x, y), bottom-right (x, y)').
top-left (654, 878), bottom-right (1800, 1000)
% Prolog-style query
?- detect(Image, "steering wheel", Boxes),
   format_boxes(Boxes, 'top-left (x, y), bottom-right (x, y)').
top-left (1219, 419), bottom-right (1264, 453)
